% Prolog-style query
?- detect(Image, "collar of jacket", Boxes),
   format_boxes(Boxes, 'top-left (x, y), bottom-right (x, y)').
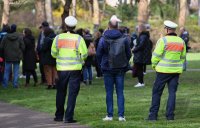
top-left (166, 33), bottom-right (177, 36)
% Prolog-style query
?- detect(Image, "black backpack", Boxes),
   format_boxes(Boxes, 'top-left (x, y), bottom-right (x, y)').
top-left (104, 36), bottom-right (128, 69)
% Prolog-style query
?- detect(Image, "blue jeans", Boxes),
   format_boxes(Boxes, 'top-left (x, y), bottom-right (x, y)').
top-left (103, 71), bottom-right (125, 117)
top-left (3, 61), bottom-right (20, 88)
top-left (83, 66), bottom-right (92, 81)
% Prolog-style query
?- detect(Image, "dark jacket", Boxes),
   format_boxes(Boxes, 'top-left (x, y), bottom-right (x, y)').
top-left (41, 33), bottom-right (56, 65)
top-left (133, 32), bottom-right (152, 65)
top-left (0, 32), bottom-right (25, 61)
top-left (180, 31), bottom-right (190, 52)
top-left (97, 29), bottom-right (131, 72)
top-left (83, 33), bottom-right (93, 67)
top-left (23, 35), bottom-right (37, 70)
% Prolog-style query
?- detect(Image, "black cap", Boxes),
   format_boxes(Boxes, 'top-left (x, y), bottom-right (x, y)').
top-left (41, 21), bottom-right (49, 27)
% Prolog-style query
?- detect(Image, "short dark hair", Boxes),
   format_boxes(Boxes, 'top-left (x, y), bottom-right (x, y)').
top-left (43, 27), bottom-right (54, 37)
top-left (23, 28), bottom-right (32, 37)
top-left (66, 26), bottom-right (76, 33)
top-left (41, 21), bottom-right (49, 27)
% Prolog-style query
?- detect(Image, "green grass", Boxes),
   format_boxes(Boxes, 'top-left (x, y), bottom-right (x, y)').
top-left (0, 53), bottom-right (200, 128)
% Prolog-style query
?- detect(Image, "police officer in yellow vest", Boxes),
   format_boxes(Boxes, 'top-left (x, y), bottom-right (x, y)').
top-left (52, 16), bottom-right (88, 123)
top-left (147, 20), bottom-right (186, 121)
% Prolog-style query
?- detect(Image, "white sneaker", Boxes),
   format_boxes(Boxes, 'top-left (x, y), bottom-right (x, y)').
top-left (102, 116), bottom-right (113, 121)
top-left (119, 117), bottom-right (126, 121)
top-left (143, 72), bottom-right (147, 75)
top-left (134, 83), bottom-right (145, 87)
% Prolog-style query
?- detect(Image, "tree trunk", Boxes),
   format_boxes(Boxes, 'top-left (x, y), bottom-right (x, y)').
top-left (35, 0), bottom-right (46, 27)
top-left (72, 0), bottom-right (76, 17)
top-left (45, 0), bottom-right (54, 27)
top-left (88, 1), bottom-right (93, 19)
top-left (1, 0), bottom-right (10, 27)
top-left (61, 0), bottom-right (72, 31)
top-left (60, 0), bottom-right (65, 5)
top-left (137, 0), bottom-right (149, 25)
top-left (93, 0), bottom-right (100, 32)
top-left (179, 0), bottom-right (188, 27)
top-left (198, 0), bottom-right (200, 26)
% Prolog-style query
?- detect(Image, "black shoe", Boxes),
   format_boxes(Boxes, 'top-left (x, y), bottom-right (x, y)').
top-left (64, 119), bottom-right (77, 123)
top-left (54, 117), bottom-right (63, 122)
top-left (46, 85), bottom-right (52, 89)
top-left (89, 81), bottom-right (92, 85)
top-left (52, 85), bottom-right (56, 89)
top-left (83, 81), bottom-right (87, 85)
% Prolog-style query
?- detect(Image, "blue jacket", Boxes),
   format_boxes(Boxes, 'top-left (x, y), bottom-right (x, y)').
top-left (97, 29), bottom-right (131, 73)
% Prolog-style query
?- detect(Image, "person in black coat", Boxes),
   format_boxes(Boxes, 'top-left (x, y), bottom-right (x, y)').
top-left (41, 28), bottom-right (57, 89)
top-left (82, 29), bottom-right (94, 85)
top-left (132, 24), bottom-right (152, 87)
top-left (23, 28), bottom-right (38, 86)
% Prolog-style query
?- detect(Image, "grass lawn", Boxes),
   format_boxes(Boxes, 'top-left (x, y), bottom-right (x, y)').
top-left (0, 53), bottom-right (200, 128)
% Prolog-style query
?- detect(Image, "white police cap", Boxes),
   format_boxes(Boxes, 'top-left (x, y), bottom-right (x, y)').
top-left (65, 16), bottom-right (77, 27)
top-left (164, 20), bottom-right (178, 29)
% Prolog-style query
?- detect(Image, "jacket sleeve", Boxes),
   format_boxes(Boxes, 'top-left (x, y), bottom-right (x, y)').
top-left (51, 36), bottom-right (58, 58)
top-left (125, 38), bottom-right (132, 61)
top-left (20, 37), bottom-right (25, 52)
top-left (78, 37), bottom-right (88, 61)
top-left (96, 37), bottom-right (104, 67)
top-left (151, 38), bottom-right (165, 69)
top-left (0, 37), bottom-right (5, 57)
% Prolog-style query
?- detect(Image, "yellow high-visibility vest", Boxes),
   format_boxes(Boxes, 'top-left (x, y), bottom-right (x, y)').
top-left (152, 35), bottom-right (186, 73)
top-left (51, 32), bottom-right (88, 71)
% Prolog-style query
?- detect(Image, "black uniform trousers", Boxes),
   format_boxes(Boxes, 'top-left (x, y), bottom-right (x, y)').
top-left (148, 72), bottom-right (179, 120)
top-left (55, 70), bottom-right (81, 121)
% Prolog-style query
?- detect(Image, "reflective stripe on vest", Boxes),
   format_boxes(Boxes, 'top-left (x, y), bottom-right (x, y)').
top-left (152, 52), bottom-right (162, 58)
top-left (157, 63), bottom-right (183, 67)
top-left (162, 58), bottom-right (181, 63)
top-left (57, 56), bottom-right (80, 61)
top-left (57, 61), bottom-right (82, 66)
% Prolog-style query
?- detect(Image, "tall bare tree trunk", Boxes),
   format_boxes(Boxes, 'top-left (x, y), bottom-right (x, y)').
top-left (45, 0), bottom-right (54, 27)
top-left (198, 0), bottom-right (200, 26)
top-left (72, 0), bottom-right (76, 17)
top-left (1, 0), bottom-right (10, 27)
top-left (61, 0), bottom-right (72, 31)
top-left (35, 0), bottom-right (46, 27)
top-left (88, 1), bottom-right (93, 19)
top-left (179, 0), bottom-right (188, 27)
top-left (93, 0), bottom-right (100, 32)
top-left (137, 0), bottom-right (149, 25)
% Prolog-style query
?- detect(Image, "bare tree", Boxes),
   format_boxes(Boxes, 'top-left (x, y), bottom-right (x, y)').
top-left (1, 0), bottom-right (10, 27)
top-left (179, 0), bottom-right (188, 27)
top-left (199, 0), bottom-right (200, 26)
top-left (61, 0), bottom-right (72, 31)
top-left (72, 0), bottom-right (76, 17)
top-left (88, 0), bottom-right (93, 19)
top-left (35, 0), bottom-right (46, 27)
top-left (137, 0), bottom-right (150, 25)
top-left (93, 0), bottom-right (100, 32)
top-left (45, 0), bottom-right (54, 27)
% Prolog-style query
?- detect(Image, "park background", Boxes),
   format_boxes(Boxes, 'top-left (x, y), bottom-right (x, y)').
top-left (0, 0), bottom-right (200, 128)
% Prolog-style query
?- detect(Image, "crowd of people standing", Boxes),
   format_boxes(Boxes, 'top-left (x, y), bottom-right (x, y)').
top-left (0, 14), bottom-right (189, 123)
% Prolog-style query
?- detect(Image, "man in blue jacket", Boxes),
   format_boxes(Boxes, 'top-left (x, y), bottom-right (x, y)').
top-left (97, 15), bottom-right (131, 121)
